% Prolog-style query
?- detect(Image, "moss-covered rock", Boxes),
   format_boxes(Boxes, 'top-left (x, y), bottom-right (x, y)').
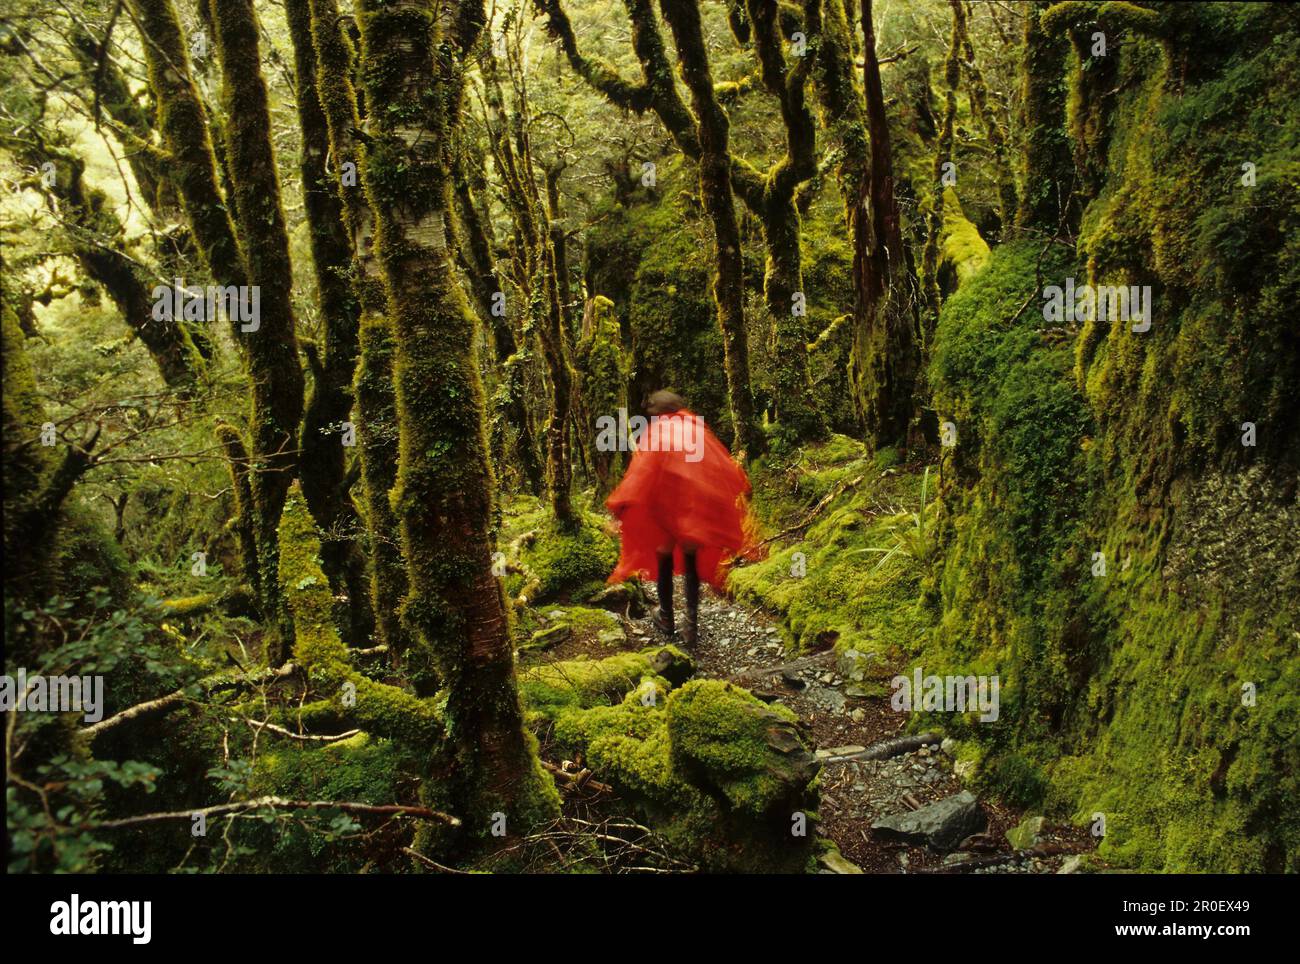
top-left (520, 648), bottom-right (819, 872)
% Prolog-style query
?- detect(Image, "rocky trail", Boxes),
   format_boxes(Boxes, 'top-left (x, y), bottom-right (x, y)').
top-left (533, 577), bottom-right (1099, 874)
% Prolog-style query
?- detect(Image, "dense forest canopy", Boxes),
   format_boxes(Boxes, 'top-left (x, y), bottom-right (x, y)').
top-left (1, 0), bottom-right (1296, 879)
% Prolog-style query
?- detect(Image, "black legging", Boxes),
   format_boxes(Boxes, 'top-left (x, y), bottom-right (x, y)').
top-left (656, 549), bottom-right (699, 624)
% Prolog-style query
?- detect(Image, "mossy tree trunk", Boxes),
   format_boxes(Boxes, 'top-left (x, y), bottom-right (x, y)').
top-left (2, 299), bottom-right (81, 595)
top-left (1039, 1), bottom-right (1119, 208)
top-left (284, 0), bottom-right (374, 647)
top-left (214, 421), bottom-right (262, 605)
top-left (307, 0), bottom-right (415, 669)
top-left (810, 0), bottom-right (869, 262)
top-left (210, 0), bottom-right (306, 665)
top-left (660, 0), bottom-right (765, 458)
top-left (1016, 0), bottom-right (1077, 235)
top-left (452, 147), bottom-right (544, 494)
top-left (957, 3), bottom-right (1016, 232)
top-left (575, 296), bottom-right (629, 497)
top-left (127, 0), bottom-right (246, 296)
top-left (483, 44), bottom-right (576, 523)
top-left (354, 0), bottom-right (558, 839)
top-left (64, 19), bottom-right (197, 272)
top-left (920, 0), bottom-right (963, 334)
top-left (9, 134), bottom-right (206, 390)
top-left (740, 0), bottom-right (826, 441)
top-left (851, 0), bottom-right (920, 450)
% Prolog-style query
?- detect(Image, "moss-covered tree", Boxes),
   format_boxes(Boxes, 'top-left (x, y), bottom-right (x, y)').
top-left (209, 0), bottom-right (306, 664)
top-left (307, 0), bottom-right (415, 666)
top-left (1016, 0), bottom-right (1078, 234)
top-left (284, 0), bottom-right (373, 646)
top-left (849, 0), bottom-right (919, 449)
top-left (353, 0), bottom-right (558, 839)
top-left (659, 0), bottom-right (765, 458)
top-left (452, 145), bottom-right (544, 494)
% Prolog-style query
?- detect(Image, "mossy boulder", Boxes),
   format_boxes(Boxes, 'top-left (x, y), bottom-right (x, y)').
top-left (520, 645), bottom-right (691, 726)
top-left (521, 650), bottom-right (820, 872)
top-left (667, 680), bottom-right (820, 818)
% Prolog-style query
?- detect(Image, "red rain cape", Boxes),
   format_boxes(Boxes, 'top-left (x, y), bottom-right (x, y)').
top-left (605, 410), bottom-right (760, 591)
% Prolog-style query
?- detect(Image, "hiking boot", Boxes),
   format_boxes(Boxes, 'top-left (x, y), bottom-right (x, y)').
top-left (652, 605), bottom-right (675, 635)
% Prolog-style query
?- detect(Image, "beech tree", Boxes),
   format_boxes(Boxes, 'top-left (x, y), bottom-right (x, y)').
top-left (352, 0), bottom-right (558, 829)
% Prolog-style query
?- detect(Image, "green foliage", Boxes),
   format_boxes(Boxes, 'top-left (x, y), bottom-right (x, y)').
top-left (731, 436), bottom-right (935, 658)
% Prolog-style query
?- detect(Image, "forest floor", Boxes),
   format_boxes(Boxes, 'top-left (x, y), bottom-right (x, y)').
top-left (523, 577), bottom-right (1099, 874)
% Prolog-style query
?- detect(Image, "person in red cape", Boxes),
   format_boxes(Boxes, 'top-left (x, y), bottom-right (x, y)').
top-left (605, 391), bottom-right (761, 645)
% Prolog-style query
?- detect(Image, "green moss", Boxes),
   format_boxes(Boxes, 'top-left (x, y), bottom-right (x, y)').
top-left (243, 733), bottom-right (419, 872)
top-left (667, 679), bottom-right (809, 816)
top-left (731, 436), bottom-right (935, 658)
top-left (916, 7), bottom-right (1300, 872)
top-left (937, 190), bottom-right (991, 292)
top-left (520, 645), bottom-right (687, 726)
top-left (521, 649), bottom-right (818, 872)
top-left (506, 499), bottom-right (619, 604)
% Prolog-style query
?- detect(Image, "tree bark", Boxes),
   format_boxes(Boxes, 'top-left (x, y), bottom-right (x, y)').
top-left (659, 0), bottom-right (765, 458)
top-left (284, 0), bottom-right (374, 647)
top-left (354, 0), bottom-right (558, 839)
top-left (210, 0), bottom-right (306, 665)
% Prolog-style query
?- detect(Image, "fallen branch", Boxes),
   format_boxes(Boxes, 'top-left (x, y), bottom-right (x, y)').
top-left (821, 732), bottom-right (942, 764)
top-left (760, 475), bottom-right (864, 546)
top-left (85, 796), bottom-right (461, 830)
top-left (729, 654), bottom-right (827, 685)
top-left (402, 847), bottom-right (471, 874)
top-left (81, 663), bottom-right (302, 741)
top-left (240, 717), bottom-right (361, 743)
top-left (542, 759), bottom-right (614, 796)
